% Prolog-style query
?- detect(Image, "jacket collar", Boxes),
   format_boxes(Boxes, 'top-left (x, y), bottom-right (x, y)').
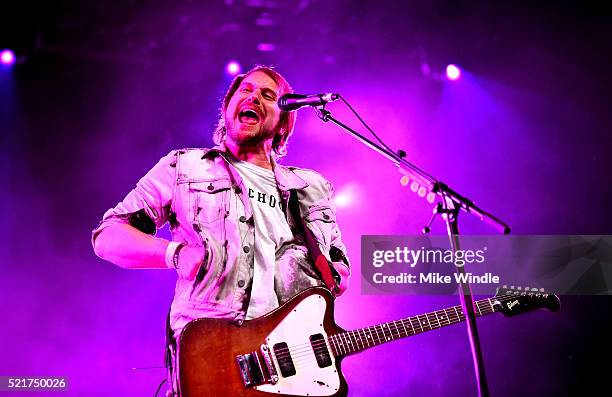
top-left (272, 159), bottom-right (309, 191)
top-left (202, 145), bottom-right (309, 191)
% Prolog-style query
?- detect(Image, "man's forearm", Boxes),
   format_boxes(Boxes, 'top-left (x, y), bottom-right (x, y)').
top-left (93, 223), bottom-right (168, 269)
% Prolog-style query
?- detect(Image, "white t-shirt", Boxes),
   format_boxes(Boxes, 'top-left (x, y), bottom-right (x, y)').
top-left (231, 159), bottom-right (294, 319)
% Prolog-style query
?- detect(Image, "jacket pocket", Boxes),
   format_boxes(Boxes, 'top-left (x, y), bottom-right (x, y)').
top-left (188, 178), bottom-right (232, 224)
top-left (304, 204), bottom-right (335, 247)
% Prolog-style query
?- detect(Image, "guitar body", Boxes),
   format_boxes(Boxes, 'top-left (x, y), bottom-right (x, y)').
top-left (178, 287), bottom-right (349, 397)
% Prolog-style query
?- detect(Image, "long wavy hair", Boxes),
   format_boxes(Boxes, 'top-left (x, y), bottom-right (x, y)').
top-left (213, 66), bottom-right (297, 159)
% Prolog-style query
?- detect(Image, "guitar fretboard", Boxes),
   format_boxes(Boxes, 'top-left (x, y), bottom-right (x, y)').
top-left (327, 297), bottom-right (498, 357)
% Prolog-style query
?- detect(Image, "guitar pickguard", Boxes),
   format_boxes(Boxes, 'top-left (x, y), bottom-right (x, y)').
top-left (255, 294), bottom-right (340, 396)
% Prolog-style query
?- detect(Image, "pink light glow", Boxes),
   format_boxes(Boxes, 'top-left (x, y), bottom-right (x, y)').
top-left (225, 61), bottom-right (241, 76)
top-left (333, 183), bottom-right (362, 208)
top-left (445, 64), bottom-right (461, 80)
top-left (334, 193), bottom-right (352, 207)
top-left (257, 43), bottom-right (276, 52)
top-left (0, 49), bottom-right (16, 65)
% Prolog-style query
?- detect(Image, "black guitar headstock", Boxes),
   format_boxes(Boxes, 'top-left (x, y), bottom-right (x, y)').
top-left (492, 285), bottom-right (561, 317)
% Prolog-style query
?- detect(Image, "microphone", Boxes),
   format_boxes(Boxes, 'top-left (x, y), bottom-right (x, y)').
top-left (278, 93), bottom-right (340, 111)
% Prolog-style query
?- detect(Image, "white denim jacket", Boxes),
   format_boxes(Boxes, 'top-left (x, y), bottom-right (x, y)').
top-left (92, 147), bottom-right (350, 336)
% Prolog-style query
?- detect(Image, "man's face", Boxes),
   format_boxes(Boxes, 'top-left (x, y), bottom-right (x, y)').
top-left (224, 71), bottom-right (283, 148)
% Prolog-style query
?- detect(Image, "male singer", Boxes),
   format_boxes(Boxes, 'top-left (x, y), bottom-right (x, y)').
top-left (92, 65), bottom-right (350, 395)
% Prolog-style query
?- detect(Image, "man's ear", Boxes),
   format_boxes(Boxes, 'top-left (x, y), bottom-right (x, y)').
top-left (276, 128), bottom-right (287, 145)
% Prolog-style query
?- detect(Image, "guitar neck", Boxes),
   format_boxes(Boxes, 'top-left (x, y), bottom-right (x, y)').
top-left (328, 296), bottom-right (502, 357)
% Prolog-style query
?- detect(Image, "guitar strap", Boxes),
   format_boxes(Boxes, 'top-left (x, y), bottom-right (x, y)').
top-left (164, 307), bottom-right (178, 396)
top-left (288, 189), bottom-right (341, 297)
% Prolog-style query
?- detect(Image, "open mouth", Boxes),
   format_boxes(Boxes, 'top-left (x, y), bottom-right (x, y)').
top-left (238, 109), bottom-right (260, 125)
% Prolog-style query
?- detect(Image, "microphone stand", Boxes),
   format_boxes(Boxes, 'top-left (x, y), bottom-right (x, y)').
top-left (313, 105), bottom-right (510, 397)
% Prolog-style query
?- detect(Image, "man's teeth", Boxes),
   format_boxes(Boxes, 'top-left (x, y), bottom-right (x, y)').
top-left (239, 109), bottom-right (260, 124)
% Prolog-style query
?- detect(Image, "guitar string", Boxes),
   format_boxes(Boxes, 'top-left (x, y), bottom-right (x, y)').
top-left (286, 308), bottom-right (495, 363)
top-left (294, 292), bottom-right (546, 362)
top-left (283, 293), bottom-right (537, 368)
top-left (273, 293), bottom-right (521, 360)
top-left (284, 298), bottom-right (510, 369)
top-left (274, 293), bottom-right (520, 358)
top-left (271, 293), bottom-right (533, 361)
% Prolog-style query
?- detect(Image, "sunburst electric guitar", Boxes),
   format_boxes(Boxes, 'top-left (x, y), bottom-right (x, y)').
top-left (177, 286), bottom-right (560, 397)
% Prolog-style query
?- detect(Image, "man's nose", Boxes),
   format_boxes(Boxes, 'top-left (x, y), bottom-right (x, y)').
top-left (247, 92), bottom-right (261, 104)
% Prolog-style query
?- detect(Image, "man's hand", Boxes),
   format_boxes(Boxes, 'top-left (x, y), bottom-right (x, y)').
top-left (331, 261), bottom-right (350, 297)
top-left (176, 245), bottom-right (206, 280)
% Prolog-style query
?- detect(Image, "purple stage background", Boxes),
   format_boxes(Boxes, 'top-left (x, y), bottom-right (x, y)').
top-left (1, 1), bottom-right (611, 396)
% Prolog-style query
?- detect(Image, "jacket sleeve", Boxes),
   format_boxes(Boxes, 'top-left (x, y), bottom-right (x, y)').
top-left (91, 151), bottom-right (178, 247)
top-left (321, 178), bottom-right (351, 274)
top-left (299, 171), bottom-right (351, 277)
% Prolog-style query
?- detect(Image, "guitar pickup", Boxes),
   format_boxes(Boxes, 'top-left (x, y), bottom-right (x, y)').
top-left (310, 333), bottom-right (332, 368)
top-left (235, 344), bottom-right (279, 388)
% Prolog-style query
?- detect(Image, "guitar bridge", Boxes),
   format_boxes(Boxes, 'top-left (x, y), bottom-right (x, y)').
top-left (260, 344), bottom-right (279, 384)
top-left (235, 344), bottom-right (278, 388)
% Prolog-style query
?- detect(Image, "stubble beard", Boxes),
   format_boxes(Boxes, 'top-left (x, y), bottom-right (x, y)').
top-left (225, 118), bottom-right (276, 148)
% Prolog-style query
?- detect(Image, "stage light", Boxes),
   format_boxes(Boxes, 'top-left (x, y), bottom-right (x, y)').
top-left (420, 62), bottom-right (431, 77)
top-left (445, 64), bottom-right (461, 81)
top-left (401, 176), bottom-right (437, 203)
top-left (225, 61), bottom-right (241, 76)
top-left (333, 183), bottom-right (362, 208)
top-left (334, 192), bottom-right (352, 208)
top-left (0, 49), bottom-right (16, 66)
top-left (257, 43), bottom-right (276, 52)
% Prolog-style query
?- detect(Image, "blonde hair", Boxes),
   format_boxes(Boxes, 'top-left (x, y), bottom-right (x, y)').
top-left (213, 66), bottom-right (296, 159)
